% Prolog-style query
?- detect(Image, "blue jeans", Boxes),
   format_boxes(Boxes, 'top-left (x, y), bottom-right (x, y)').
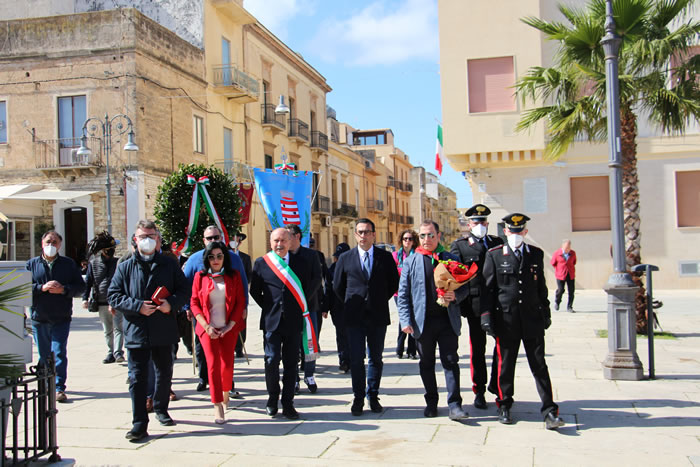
top-left (32, 320), bottom-right (71, 392)
top-left (346, 323), bottom-right (387, 400)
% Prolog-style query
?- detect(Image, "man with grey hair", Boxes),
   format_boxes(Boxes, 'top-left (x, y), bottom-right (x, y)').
top-left (109, 220), bottom-right (190, 441)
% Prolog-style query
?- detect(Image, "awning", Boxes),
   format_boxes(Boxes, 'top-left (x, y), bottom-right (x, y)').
top-left (0, 185), bottom-right (98, 201)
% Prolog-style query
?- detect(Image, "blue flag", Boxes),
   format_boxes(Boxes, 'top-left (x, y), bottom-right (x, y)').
top-left (253, 168), bottom-right (313, 247)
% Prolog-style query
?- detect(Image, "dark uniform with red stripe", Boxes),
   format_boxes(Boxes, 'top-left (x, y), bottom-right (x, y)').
top-left (482, 242), bottom-right (558, 417)
top-left (450, 233), bottom-right (503, 396)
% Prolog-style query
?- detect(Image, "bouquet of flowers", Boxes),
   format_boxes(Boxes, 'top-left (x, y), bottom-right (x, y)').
top-left (434, 259), bottom-right (478, 307)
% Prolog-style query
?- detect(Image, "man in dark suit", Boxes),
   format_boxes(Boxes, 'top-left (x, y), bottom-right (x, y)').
top-left (482, 213), bottom-right (565, 430)
top-left (250, 228), bottom-right (312, 420)
top-left (327, 242), bottom-right (351, 373)
top-left (230, 230), bottom-right (252, 360)
top-left (333, 218), bottom-right (399, 416)
top-left (284, 224), bottom-right (322, 394)
top-left (450, 204), bottom-right (503, 410)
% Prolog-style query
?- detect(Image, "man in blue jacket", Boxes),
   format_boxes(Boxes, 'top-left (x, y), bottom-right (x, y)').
top-left (108, 219), bottom-right (190, 442)
top-left (398, 221), bottom-right (469, 420)
top-left (27, 230), bottom-right (85, 403)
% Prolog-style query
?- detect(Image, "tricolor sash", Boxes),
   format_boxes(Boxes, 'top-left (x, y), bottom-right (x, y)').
top-left (263, 252), bottom-right (318, 361)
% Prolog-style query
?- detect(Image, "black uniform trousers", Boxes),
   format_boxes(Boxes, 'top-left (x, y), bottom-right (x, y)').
top-left (264, 328), bottom-right (301, 409)
top-left (463, 297), bottom-right (498, 395)
top-left (555, 273), bottom-right (575, 308)
top-left (128, 345), bottom-right (173, 433)
top-left (488, 335), bottom-right (558, 416)
top-left (416, 312), bottom-right (462, 409)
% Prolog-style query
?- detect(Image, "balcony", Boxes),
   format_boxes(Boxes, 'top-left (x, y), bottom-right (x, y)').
top-left (389, 212), bottom-right (398, 223)
top-left (288, 118), bottom-right (309, 143)
top-left (404, 182), bottom-right (413, 193)
top-left (367, 198), bottom-right (385, 212)
top-left (406, 215), bottom-right (414, 225)
top-left (212, 64), bottom-right (259, 103)
top-left (313, 195), bottom-right (331, 214)
top-left (261, 104), bottom-right (286, 133)
top-left (34, 137), bottom-right (102, 174)
top-left (333, 201), bottom-right (358, 218)
top-left (310, 131), bottom-right (328, 152)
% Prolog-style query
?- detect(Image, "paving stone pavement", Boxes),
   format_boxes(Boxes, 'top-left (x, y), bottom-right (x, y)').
top-left (22, 289), bottom-right (700, 466)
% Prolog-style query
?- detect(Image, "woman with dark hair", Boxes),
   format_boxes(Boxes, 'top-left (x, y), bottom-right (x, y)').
top-left (393, 229), bottom-right (418, 359)
top-left (190, 241), bottom-right (246, 424)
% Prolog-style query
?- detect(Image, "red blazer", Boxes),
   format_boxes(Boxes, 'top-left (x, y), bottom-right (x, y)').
top-left (190, 271), bottom-right (246, 338)
top-left (550, 248), bottom-right (576, 280)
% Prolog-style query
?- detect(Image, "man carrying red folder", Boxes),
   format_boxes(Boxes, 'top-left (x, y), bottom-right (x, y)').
top-left (108, 219), bottom-right (190, 442)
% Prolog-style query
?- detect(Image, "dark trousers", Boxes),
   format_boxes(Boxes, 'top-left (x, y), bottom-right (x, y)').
top-left (264, 328), bottom-right (301, 408)
top-left (416, 314), bottom-right (462, 408)
top-left (555, 275), bottom-right (575, 308)
top-left (194, 334), bottom-right (208, 385)
top-left (394, 297), bottom-right (416, 356)
top-left (465, 313), bottom-right (492, 395)
top-left (488, 335), bottom-right (558, 416)
top-left (128, 345), bottom-right (173, 432)
top-left (235, 320), bottom-right (247, 355)
top-left (346, 323), bottom-right (387, 400)
top-left (332, 312), bottom-right (349, 366)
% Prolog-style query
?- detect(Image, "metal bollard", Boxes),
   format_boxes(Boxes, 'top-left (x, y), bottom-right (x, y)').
top-left (631, 264), bottom-right (659, 379)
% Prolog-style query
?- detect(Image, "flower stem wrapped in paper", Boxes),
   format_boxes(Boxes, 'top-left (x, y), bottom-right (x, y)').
top-left (434, 259), bottom-right (478, 307)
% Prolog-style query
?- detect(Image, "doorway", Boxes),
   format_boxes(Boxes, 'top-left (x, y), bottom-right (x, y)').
top-left (63, 207), bottom-right (87, 263)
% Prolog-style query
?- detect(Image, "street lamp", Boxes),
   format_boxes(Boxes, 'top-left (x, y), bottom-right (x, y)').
top-left (77, 113), bottom-right (139, 235)
top-left (600, 0), bottom-right (643, 380)
top-left (275, 95), bottom-right (290, 115)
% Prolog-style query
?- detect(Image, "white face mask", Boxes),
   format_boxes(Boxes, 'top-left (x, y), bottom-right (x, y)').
top-left (471, 224), bottom-right (487, 239)
top-left (229, 240), bottom-right (239, 250)
top-left (43, 244), bottom-right (58, 257)
top-left (138, 237), bottom-right (157, 254)
top-left (507, 234), bottom-right (524, 250)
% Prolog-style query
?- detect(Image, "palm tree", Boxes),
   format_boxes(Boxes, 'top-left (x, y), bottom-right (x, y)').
top-left (0, 270), bottom-right (31, 379)
top-left (515, 0), bottom-right (700, 333)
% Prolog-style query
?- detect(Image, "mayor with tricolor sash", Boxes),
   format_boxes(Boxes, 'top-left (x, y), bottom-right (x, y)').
top-left (250, 228), bottom-right (316, 420)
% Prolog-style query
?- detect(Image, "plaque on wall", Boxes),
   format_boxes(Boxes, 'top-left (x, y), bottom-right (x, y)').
top-left (523, 177), bottom-right (547, 213)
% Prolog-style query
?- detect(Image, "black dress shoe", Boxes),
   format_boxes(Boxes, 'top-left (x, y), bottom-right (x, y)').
top-left (498, 406), bottom-right (513, 425)
top-left (567, 307), bottom-right (575, 313)
top-left (554, 302), bottom-right (560, 311)
top-left (351, 398), bottom-right (363, 416)
top-left (103, 354), bottom-right (116, 364)
top-left (396, 353), bottom-right (404, 359)
top-left (369, 397), bottom-right (383, 413)
top-left (125, 429), bottom-right (148, 442)
top-left (196, 381), bottom-right (207, 392)
top-left (304, 376), bottom-right (318, 394)
top-left (266, 405), bottom-right (278, 416)
top-left (545, 412), bottom-right (565, 430)
top-left (155, 412), bottom-right (176, 426)
top-left (474, 393), bottom-right (488, 410)
top-left (339, 362), bottom-right (350, 373)
top-left (282, 406), bottom-right (299, 420)
top-left (424, 406), bottom-right (438, 418)
top-left (408, 354), bottom-right (418, 360)
top-left (294, 381), bottom-right (300, 394)
top-left (448, 406), bottom-right (469, 420)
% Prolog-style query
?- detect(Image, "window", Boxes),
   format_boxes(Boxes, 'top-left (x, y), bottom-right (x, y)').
top-left (221, 37), bottom-right (231, 85)
top-left (58, 95), bottom-right (86, 146)
top-left (0, 101), bottom-right (6, 143)
top-left (223, 127), bottom-right (233, 172)
top-left (352, 131), bottom-right (387, 146)
top-left (570, 176), bottom-right (611, 231)
top-left (193, 116), bottom-right (204, 153)
top-left (676, 170), bottom-right (700, 227)
top-left (264, 154), bottom-right (273, 169)
top-left (467, 56), bottom-right (516, 113)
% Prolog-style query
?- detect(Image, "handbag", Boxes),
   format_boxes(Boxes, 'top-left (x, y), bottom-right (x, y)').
top-left (88, 292), bottom-right (99, 312)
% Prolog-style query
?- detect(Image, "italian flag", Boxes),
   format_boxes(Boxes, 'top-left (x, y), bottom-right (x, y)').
top-left (435, 124), bottom-right (444, 175)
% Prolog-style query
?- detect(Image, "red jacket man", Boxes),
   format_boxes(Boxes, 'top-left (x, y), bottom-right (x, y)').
top-left (550, 240), bottom-right (576, 312)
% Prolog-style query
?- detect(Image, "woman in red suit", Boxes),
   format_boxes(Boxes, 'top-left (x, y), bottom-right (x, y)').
top-left (190, 241), bottom-right (246, 424)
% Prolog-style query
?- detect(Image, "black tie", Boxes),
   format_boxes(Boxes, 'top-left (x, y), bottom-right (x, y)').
top-left (514, 249), bottom-right (521, 263)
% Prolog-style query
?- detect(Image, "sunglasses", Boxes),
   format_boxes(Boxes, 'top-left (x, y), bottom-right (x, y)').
top-left (207, 253), bottom-right (225, 260)
top-left (205, 235), bottom-right (221, 241)
top-left (402, 237), bottom-right (413, 241)
top-left (419, 233), bottom-right (436, 239)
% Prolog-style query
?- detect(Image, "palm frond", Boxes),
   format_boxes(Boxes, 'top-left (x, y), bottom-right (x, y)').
top-left (521, 16), bottom-right (570, 39)
top-left (650, 0), bottom-right (696, 30)
top-left (0, 354), bottom-right (24, 379)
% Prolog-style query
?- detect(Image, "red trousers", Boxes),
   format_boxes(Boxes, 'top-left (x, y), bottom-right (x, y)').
top-left (199, 330), bottom-right (239, 403)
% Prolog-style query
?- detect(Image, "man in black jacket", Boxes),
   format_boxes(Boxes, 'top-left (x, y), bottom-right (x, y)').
top-left (450, 204), bottom-right (503, 410)
top-left (250, 228), bottom-right (313, 420)
top-left (108, 220), bottom-right (190, 441)
top-left (231, 230), bottom-right (251, 360)
top-left (333, 218), bottom-right (399, 416)
top-left (82, 231), bottom-right (122, 364)
top-left (482, 213), bottom-right (564, 430)
top-left (285, 224), bottom-right (322, 393)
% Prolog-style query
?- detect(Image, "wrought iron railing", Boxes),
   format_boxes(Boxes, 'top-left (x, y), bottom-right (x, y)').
top-left (313, 195), bottom-right (331, 214)
top-left (333, 202), bottom-right (357, 218)
top-left (288, 119), bottom-right (309, 141)
top-left (34, 137), bottom-right (102, 169)
top-left (261, 104), bottom-right (286, 129)
top-left (212, 64), bottom-right (259, 98)
top-left (310, 131), bottom-right (328, 151)
top-left (406, 215), bottom-right (414, 224)
top-left (404, 182), bottom-right (413, 193)
top-left (1, 357), bottom-right (60, 465)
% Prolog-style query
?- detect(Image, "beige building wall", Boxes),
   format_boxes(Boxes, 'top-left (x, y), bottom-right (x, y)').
top-left (438, 0), bottom-right (700, 289)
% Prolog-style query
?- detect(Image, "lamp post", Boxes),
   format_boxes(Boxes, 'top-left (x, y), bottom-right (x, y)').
top-left (77, 113), bottom-right (139, 235)
top-left (600, 0), bottom-right (643, 380)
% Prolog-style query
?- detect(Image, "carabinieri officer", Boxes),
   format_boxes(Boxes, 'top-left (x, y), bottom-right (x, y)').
top-left (481, 213), bottom-right (565, 430)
